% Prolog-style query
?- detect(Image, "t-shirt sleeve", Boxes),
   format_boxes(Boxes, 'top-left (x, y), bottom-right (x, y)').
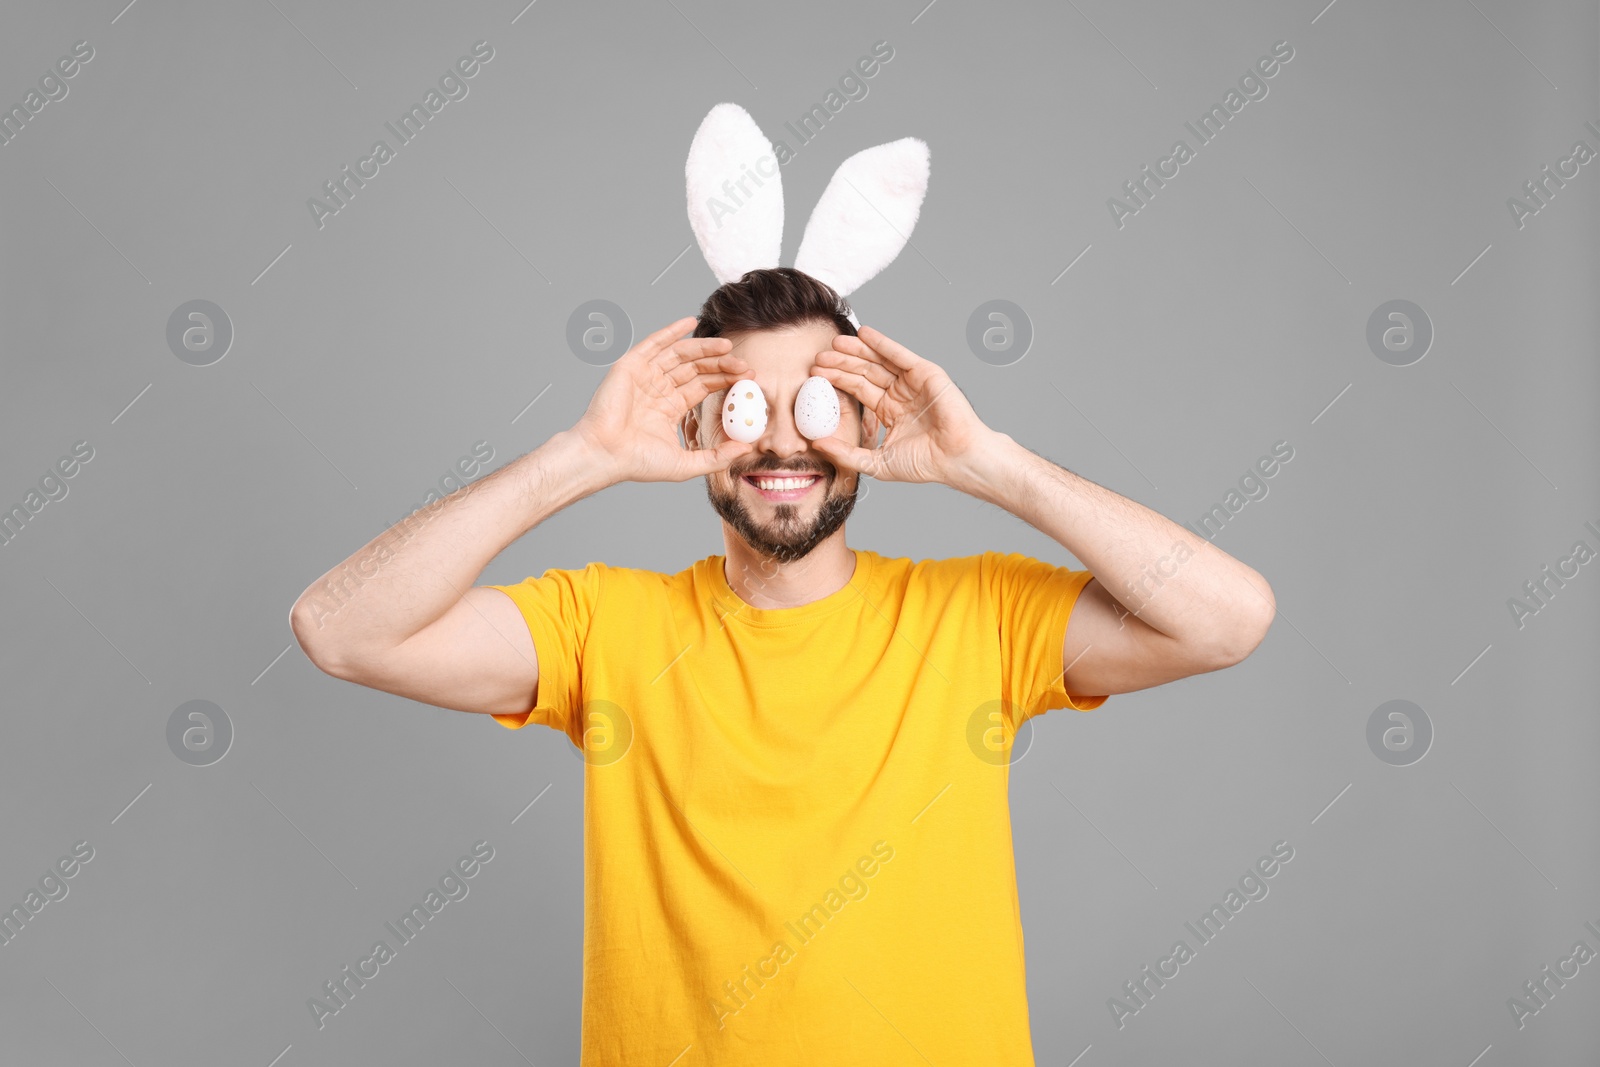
top-left (982, 550), bottom-right (1108, 724)
top-left (485, 562), bottom-right (604, 737)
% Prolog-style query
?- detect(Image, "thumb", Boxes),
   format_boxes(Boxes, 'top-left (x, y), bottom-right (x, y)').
top-left (683, 438), bottom-right (744, 479)
top-left (813, 435), bottom-right (878, 477)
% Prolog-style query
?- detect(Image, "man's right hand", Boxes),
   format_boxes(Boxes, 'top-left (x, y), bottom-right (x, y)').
top-left (571, 316), bottom-right (751, 484)
top-left (292, 316), bottom-right (750, 719)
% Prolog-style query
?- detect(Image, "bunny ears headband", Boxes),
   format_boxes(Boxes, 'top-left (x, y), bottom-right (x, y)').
top-left (684, 103), bottom-right (930, 443)
top-left (684, 102), bottom-right (931, 328)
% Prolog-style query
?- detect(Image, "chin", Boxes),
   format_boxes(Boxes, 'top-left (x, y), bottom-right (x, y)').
top-left (705, 465), bottom-right (858, 562)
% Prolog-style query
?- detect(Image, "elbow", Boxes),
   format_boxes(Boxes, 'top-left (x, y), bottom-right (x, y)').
top-left (1212, 580), bottom-right (1276, 668)
top-left (289, 596), bottom-right (356, 681)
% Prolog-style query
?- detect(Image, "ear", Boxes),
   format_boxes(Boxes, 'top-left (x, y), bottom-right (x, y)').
top-left (793, 137), bottom-right (930, 298)
top-left (859, 400), bottom-right (881, 449)
top-left (682, 402), bottom-right (700, 447)
top-left (685, 103), bottom-right (785, 284)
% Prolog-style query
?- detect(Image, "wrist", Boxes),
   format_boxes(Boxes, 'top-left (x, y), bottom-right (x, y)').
top-left (947, 428), bottom-right (1021, 503)
top-left (542, 428), bottom-right (623, 498)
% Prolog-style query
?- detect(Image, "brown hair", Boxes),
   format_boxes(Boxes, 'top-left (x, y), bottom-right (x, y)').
top-left (693, 267), bottom-right (862, 420)
top-left (692, 267), bottom-right (857, 341)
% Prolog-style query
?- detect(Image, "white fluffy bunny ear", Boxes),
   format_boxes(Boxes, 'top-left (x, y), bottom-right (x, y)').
top-left (793, 137), bottom-right (930, 299)
top-left (685, 103), bottom-right (784, 285)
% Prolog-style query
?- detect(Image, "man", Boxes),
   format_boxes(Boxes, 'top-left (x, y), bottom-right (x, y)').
top-left (290, 267), bottom-right (1275, 1064)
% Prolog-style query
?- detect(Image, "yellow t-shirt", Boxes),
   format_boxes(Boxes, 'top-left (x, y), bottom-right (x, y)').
top-left (489, 547), bottom-right (1106, 1065)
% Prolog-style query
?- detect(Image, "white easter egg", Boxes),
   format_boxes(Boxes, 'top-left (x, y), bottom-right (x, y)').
top-left (722, 379), bottom-right (767, 443)
top-left (793, 375), bottom-right (840, 440)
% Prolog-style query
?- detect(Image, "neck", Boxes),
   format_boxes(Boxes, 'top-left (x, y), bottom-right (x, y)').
top-left (721, 528), bottom-right (856, 609)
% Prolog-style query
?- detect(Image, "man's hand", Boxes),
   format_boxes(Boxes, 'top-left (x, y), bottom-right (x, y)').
top-left (808, 325), bottom-right (1003, 487)
top-left (570, 316), bottom-right (752, 483)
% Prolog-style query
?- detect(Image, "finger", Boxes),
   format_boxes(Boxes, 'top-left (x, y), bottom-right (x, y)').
top-left (676, 369), bottom-right (749, 412)
top-left (681, 436), bottom-right (746, 479)
top-left (861, 405), bottom-right (883, 448)
top-left (650, 335), bottom-right (734, 370)
top-left (808, 364), bottom-right (890, 421)
top-left (830, 333), bottom-right (920, 379)
top-left (854, 325), bottom-right (925, 372)
top-left (664, 352), bottom-right (749, 388)
top-left (642, 360), bottom-right (739, 406)
top-left (809, 434), bottom-right (879, 476)
top-left (634, 317), bottom-right (700, 359)
top-left (714, 332), bottom-right (764, 366)
top-left (813, 348), bottom-right (896, 391)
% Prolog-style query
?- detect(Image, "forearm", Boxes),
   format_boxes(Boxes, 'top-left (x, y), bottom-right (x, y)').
top-left (290, 428), bottom-right (613, 664)
top-left (952, 431), bottom-right (1274, 654)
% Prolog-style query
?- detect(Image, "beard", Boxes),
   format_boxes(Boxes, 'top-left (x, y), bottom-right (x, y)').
top-left (705, 462), bottom-right (859, 564)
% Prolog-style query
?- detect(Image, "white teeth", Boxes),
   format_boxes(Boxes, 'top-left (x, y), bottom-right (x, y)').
top-left (752, 476), bottom-right (816, 491)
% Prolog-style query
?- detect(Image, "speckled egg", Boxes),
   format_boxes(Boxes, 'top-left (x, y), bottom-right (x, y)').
top-left (794, 375), bottom-right (840, 440)
top-left (722, 379), bottom-right (768, 443)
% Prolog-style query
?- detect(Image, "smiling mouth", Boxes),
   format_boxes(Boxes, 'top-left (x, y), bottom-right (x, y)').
top-left (742, 472), bottom-right (822, 499)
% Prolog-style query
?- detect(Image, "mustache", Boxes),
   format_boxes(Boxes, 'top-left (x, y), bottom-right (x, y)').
top-left (735, 463), bottom-right (831, 477)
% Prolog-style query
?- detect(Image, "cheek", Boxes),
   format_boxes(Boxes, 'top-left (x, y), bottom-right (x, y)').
top-left (701, 404), bottom-right (729, 445)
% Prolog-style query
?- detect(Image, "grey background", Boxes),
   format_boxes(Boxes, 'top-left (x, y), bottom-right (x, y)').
top-left (1, 0), bottom-right (1596, 1064)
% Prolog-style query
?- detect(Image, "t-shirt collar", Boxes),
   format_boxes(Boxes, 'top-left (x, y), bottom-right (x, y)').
top-left (705, 547), bottom-right (875, 628)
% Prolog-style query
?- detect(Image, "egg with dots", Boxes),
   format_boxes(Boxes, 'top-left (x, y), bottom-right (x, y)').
top-left (794, 375), bottom-right (840, 440)
top-left (722, 379), bottom-right (768, 443)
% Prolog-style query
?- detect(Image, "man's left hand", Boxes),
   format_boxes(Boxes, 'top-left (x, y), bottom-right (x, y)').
top-left (808, 325), bottom-right (1004, 487)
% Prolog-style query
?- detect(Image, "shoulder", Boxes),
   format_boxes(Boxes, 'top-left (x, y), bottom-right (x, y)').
top-left (881, 550), bottom-right (1086, 603)
top-left (860, 548), bottom-right (992, 593)
top-left (875, 549), bottom-right (1021, 581)
top-left (589, 559), bottom-right (678, 600)
top-left (607, 556), bottom-right (704, 605)
top-left (494, 558), bottom-right (673, 604)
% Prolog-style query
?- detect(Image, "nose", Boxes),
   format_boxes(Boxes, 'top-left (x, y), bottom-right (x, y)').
top-left (752, 386), bottom-right (813, 463)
